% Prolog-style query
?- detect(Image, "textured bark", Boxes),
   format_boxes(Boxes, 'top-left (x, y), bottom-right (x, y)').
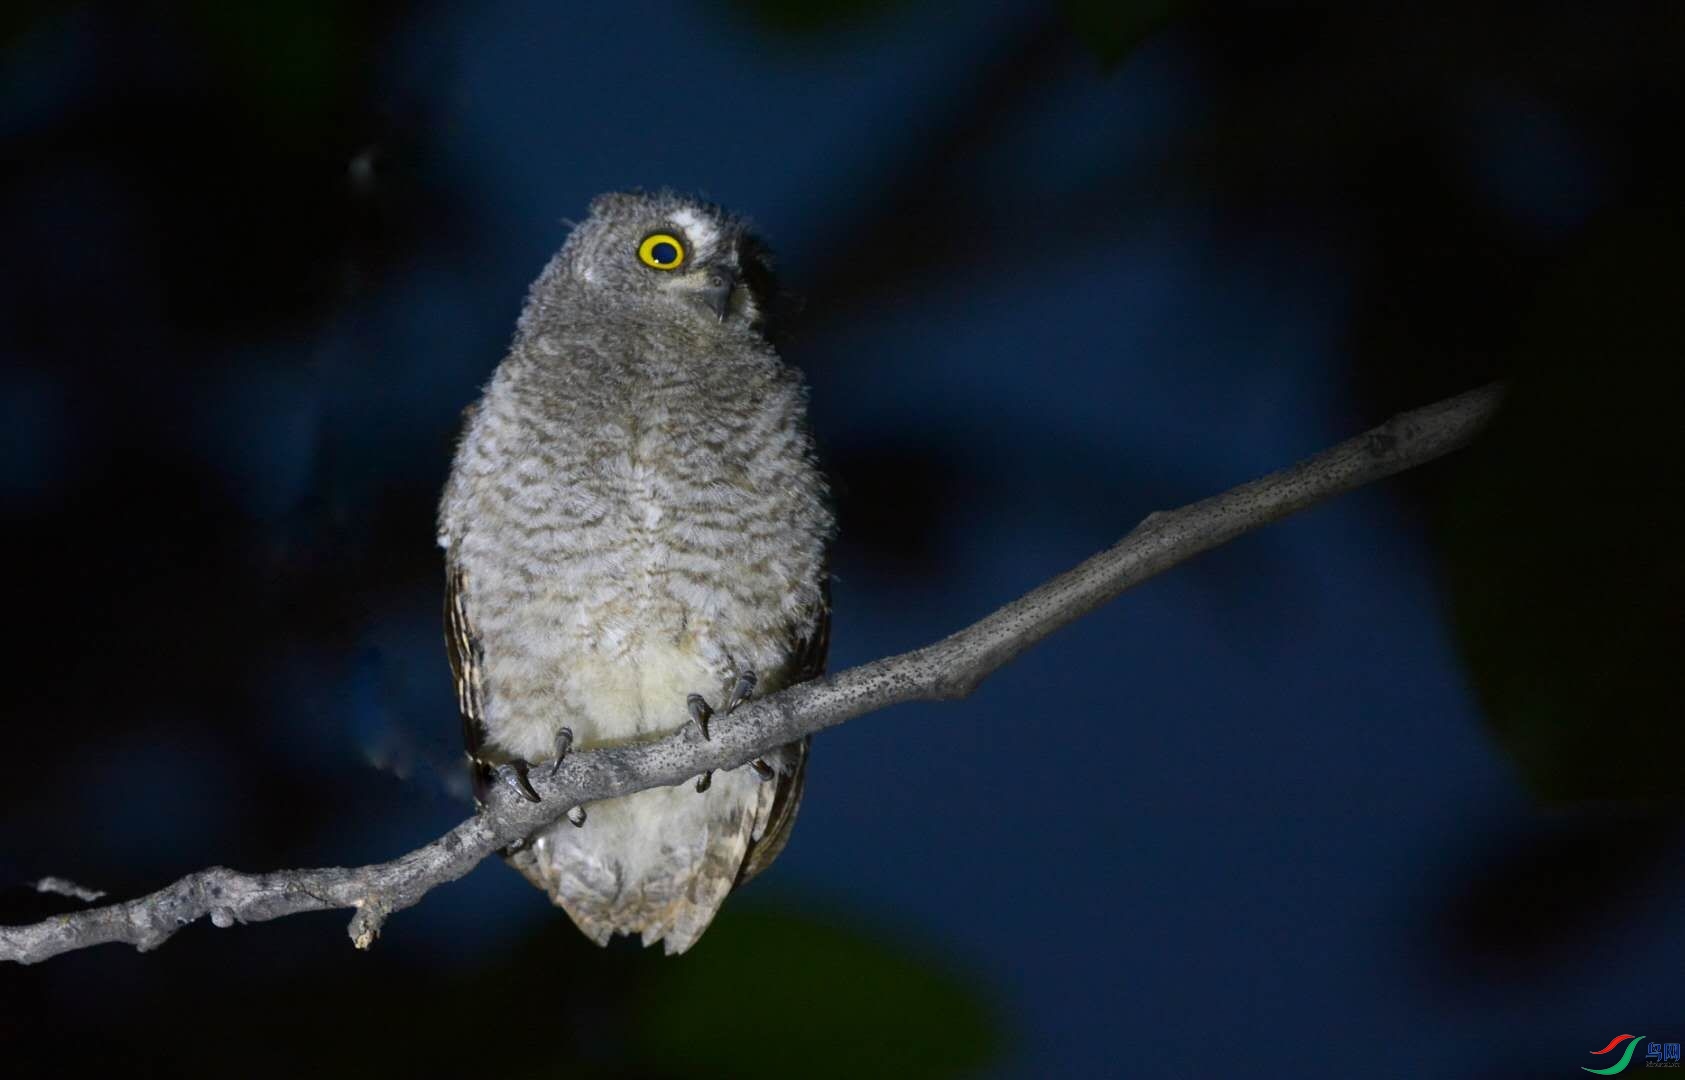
top-left (0, 383), bottom-right (1503, 965)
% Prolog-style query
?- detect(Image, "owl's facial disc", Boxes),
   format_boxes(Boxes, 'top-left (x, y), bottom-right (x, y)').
top-left (630, 222), bottom-right (740, 321)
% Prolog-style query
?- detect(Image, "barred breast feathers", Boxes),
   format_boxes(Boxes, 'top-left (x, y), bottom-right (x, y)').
top-left (438, 296), bottom-right (831, 761)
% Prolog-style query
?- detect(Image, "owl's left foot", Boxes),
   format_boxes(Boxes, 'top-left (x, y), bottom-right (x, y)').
top-left (546, 727), bottom-right (574, 780)
top-left (686, 668), bottom-right (762, 792)
top-left (724, 670), bottom-right (757, 714)
top-left (686, 694), bottom-right (714, 741)
top-left (731, 672), bottom-right (772, 779)
top-left (683, 669), bottom-right (758, 744)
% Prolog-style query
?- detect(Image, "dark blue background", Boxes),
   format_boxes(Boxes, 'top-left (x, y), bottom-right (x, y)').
top-left (3, 3), bottom-right (1681, 1075)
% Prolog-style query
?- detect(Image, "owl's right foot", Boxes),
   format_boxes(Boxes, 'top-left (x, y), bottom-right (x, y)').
top-left (488, 726), bottom-right (574, 803)
top-left (495, 759), bottom-right (542, 803)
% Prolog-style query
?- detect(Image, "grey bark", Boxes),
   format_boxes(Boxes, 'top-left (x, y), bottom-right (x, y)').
top-left (0, 383), bottom-right (1503, 965)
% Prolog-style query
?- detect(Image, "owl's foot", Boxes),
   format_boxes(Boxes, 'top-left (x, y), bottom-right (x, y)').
top-left (486, 736), bottom-right (575, 802)
top-left (486, 726), bottom-right (574, 803)
top-left (684, 669), bottom-right (757, 742)
top-left (495, 759), bottom-right (542, 803)
top-left (567, 805), bottom-right (587, 827)
top-left (686, 694), bottom-right (714, 741)
top-left (696, 759), bottom-right (768, 791)
top-left (724, 670), bottom-right (757, 715)
top-left (686, 670), bottom-right (761, 790)
top-left (546, 727), bottom-right (574, 780)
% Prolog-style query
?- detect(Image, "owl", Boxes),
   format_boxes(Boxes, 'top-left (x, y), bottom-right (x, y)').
top-left (437, 191), bottom-right (833, 955)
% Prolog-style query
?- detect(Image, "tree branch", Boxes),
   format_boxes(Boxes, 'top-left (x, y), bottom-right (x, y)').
top-left (0, 383), bottom-right (1503, 965)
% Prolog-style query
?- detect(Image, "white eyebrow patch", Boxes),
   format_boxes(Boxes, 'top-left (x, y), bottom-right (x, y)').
top-left (669, 207), bottom-right (719, 259)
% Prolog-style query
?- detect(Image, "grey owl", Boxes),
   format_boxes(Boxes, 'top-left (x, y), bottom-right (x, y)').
top-left (437, 191), bottom-right (833, 955)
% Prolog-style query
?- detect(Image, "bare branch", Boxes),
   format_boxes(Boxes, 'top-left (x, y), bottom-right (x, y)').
top-left (0, 383), bottom-right (1503, 965)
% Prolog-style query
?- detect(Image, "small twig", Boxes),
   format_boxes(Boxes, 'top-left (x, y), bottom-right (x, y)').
top-left (32, 877), bottom-right (107, 903)
top-left (0, 383), bottom-right (1503, 965)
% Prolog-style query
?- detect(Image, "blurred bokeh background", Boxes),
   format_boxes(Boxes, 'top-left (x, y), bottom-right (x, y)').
top-left (2, 2), bottom-right (1681, 1075)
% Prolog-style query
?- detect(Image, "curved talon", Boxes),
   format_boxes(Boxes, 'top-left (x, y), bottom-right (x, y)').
top-left (724, 670), bottom-right (758, 715)
top-left (547, 727), bottom-right (574, 780)
top-left (567, 805), bottom-right (587, 827)
top-left (686, 694), bottom-right (713, 741)
top-left (499, 760), bottom-right (542, 803)
top-left (749, 758), bottom-right (774, 781)
top-left (695, 770), bottom-right (712, 793)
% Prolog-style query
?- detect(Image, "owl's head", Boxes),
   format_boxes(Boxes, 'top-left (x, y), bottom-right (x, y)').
top-left (558, 191), bottom-right (775, 331)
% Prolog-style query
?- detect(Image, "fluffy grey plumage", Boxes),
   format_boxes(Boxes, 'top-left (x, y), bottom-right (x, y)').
top-left (438, 191), bottom-right (832, 954)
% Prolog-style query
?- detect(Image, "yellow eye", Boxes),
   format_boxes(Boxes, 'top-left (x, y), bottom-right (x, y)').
top-left (638, 233), bottom-right (685, 270)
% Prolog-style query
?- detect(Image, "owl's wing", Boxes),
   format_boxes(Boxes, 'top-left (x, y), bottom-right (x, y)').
top-left (737, 575), bottom-right (830, 885)
top-left (736, 736), bottom-right (809, 885)
top-left (444, 552), bottom-right (495, 806)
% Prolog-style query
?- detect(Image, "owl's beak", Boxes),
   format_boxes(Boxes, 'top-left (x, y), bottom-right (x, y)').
top-left (680, 266), bottom-right (736, 321)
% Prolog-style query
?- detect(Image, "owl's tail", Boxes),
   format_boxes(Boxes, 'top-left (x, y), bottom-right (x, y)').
top-left (504, 772), bottom-right (765, 955)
